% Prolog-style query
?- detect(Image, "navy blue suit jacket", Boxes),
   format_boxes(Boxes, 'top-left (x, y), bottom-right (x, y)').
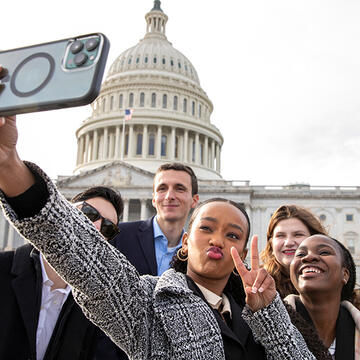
top-left (110, 216), bottom-right (158, 276)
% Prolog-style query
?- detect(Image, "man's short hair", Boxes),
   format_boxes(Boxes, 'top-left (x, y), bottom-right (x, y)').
top-left (154, 162), bottom-right (198, 196)
top-left (71, 186), bottom-right (123, 222)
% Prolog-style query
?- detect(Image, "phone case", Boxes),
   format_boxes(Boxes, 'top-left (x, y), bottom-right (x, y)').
top-left (0, 33), bottom-right (110, 116)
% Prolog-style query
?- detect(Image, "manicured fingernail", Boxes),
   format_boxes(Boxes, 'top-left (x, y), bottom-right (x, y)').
top-left (252, 287), bottom-right (257, 293)
top-left (258, 287), bottom-right (264, 293)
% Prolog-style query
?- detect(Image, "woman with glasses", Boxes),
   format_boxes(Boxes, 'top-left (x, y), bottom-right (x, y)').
top-left (0, 114), bottom-right (318, 359)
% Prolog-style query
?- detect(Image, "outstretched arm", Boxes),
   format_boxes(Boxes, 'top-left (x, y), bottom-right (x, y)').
top-left (0, 108), bottom-right (154, 357)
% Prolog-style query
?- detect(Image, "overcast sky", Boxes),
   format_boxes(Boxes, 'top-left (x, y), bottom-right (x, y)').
top-left (3, 0), bottom-right (360, 186)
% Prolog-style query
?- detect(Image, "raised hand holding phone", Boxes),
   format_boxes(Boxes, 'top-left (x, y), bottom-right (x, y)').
top-left (231, 235), bottom-right (276, 312)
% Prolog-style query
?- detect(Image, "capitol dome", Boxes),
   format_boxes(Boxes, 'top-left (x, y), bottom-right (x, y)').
top-left (75, 0), bottom-right (223, 179)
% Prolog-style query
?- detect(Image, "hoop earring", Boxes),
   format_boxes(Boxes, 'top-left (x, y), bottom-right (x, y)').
top-left (177, 248), bottom-right (188, 262)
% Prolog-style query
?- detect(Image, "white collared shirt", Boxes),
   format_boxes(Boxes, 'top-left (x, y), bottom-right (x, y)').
top-left (36, 255), bottom-right (71, 360)
top-left (195, 282), bottom-right (232, 318)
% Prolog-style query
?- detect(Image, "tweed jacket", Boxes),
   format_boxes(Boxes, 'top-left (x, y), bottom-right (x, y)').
top-left (0, 162), bottom-right (316, 360)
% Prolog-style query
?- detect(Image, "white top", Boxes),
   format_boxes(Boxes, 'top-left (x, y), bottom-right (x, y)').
top-left (36, 255), bottom-right (71, 360)
top-left (195, 282), bottom-right (232, 318)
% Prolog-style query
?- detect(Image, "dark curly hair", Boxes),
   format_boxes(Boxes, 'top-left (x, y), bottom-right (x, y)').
top-left (329, 237), bottom-right (356, 301)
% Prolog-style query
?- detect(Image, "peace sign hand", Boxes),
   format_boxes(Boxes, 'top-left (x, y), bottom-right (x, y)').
top-left (231, 235), bottom-right (276, 312)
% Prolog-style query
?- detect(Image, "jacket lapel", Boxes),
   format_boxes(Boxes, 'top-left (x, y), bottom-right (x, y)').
top-left (11, 244), bottom-right (41, 359)
top-left (138, 217), bottom-right (158, 275)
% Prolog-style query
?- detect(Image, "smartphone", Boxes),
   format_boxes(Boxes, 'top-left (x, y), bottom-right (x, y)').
top-left (0, 33), bottom-right (110, 116)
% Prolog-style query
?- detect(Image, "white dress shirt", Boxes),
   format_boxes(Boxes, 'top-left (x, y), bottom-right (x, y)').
top-left (195, 282), bottom-right (232, 318)
top-left (36, 255), bottom-right (71, 360)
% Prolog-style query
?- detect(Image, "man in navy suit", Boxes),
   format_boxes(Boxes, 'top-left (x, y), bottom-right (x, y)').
top-left (94, 163), bottom-right (199, 359)
top-left (111, 162), bottom-right (199, 276)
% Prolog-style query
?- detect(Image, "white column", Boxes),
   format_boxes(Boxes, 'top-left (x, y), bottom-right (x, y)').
top-left (170, 127), bottom-right (176, 161)
top-left (102, 128), bottom-right (108, 159)
top-left (142, 125), bottom-right (148, 159)
top-left (123, 199), bottom-right (129, 222)
top-left (211, 140), bottom-right (215, 170)
top-left (84, 133), bottom-right (90, 163)
top-left (204, 136), bottom-right (208, 167)
top-left (128, 125), bottom-right (134, 158)
top-left (77, 136), bottom-right (84, 165)
top-left (156, 126), bottom-right (162, 159)
top-left (183, 129), bottom-right (188, 162)
top-left (216, 143), bottom-right (220, 172)
top-left (92, 130), bottom-right (98, 161)
top-left (120, 125), bottom-right (125, 160)
top-left (109, 131), bottom-right (115, 158)
top-left (140, 199), bottom-right (147, 220)
top-left (114, 125), bottom-right (120, 158)
top-left (195, 133), bottom-right (200, 164)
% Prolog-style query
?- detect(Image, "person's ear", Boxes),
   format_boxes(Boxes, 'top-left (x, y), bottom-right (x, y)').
top-left (191, 194), bottom-right (199, 209)
top-left (182, 232), bottom-right (189, 254)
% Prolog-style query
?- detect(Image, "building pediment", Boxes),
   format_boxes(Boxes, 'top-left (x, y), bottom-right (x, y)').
top-left (57, 161), bottom-right (155, 190)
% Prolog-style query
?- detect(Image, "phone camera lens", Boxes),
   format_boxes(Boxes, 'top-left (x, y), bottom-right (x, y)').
top-left (70, 40), bottom-right (84, 54)
top-left (74, 53), bottom-right (88, 66)
top-left (85, 38), bottom-right (99, 51)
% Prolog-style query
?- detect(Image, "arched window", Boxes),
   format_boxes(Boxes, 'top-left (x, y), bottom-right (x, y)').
top-left (148, 133), bottom-right (155, 155)
top-left (198, 104), bottom-right (202, 118)
top-left (110, 96), bottom-right (114, 110)
top-left (128, 57), bottom-right (132, 64)
top-left (102, 98), bottom-right (106, 112)
top-left (145, 56), bottom-right (148, 63)
top-left (170, 59), bottom-right (174, 66)
top-left (140, 92), bottom-right (145, 107)
top-left (162, 94), bottom-right (167, 109)
top-left (162, 58), bottom-right (166, 65)
top-left (183, 98), bottom-right (187, 113)
top-left (136, 133), bottom-right (143, 155)
top-left (192, 101), bottom-right (195, 116)
top-left (153, 57), bottom-right (157, 63)
top-left (161, 135), bottom-right (167, 156)
top-left (119, 94), bottom-right (123, 108)
top-left (124, 134), bottom-right (129, 156)
top-left (151, 93), bottom-right (156, 108)
top-left (136, 57), bottom-right (140, 64)
top-left (129, 93), bottom-right (134, 108)
top-left (173, 96), bottom-right (178, 110)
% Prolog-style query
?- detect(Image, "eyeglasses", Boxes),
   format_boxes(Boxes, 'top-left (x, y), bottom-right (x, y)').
top-left (77, 201), bottom-right (119, 240)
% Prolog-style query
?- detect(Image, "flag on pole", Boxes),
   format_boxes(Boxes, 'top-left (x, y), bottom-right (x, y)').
top-left (125, 108), bottom-right (134, 121)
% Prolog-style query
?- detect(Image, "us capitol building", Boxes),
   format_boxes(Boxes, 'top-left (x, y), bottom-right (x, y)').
top-left (1, 1), bottom-right (360, 276)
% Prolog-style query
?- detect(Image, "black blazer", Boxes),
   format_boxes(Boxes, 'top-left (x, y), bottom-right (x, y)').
top-left (186, 277), bottom-right (266, 360)
top-left (0, 243), bottom-right (98, 360)
top-left (110, 217), bottom-right (158, 276)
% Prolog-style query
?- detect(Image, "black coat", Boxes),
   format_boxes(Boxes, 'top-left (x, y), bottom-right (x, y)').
top-left (0, 243), bottom-right (98, 360)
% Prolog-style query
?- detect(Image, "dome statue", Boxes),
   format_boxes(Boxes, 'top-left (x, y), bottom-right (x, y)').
top-left (75, 0), bottom-right (223, 179)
